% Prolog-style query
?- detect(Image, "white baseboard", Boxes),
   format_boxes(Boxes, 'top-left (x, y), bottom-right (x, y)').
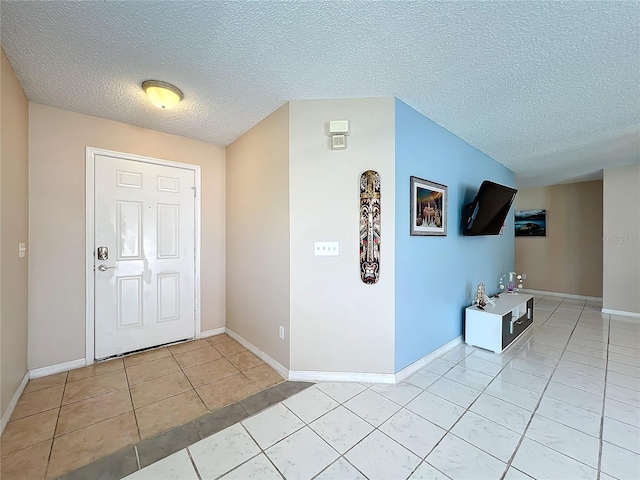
top-left (602, 308), bottom-right (640, 320)
top-left (1, 372), bottom-right (29, 435)
top-left (29, 358), bottom-right (86, 379)
top-left (521, 289), bottom-right (602, 302)
top-left (225, 329), bottom-right (290, 380)
top-left (200, 327), bottom-right (226, 339)
top-left (278, 336), bottom-right (463, 385)
top-left (224, 331), bottom-right (462, 385)
top-left (395, 335), bottom-right (463, 383)
top-left (288, 370), bottom-right (396, 384)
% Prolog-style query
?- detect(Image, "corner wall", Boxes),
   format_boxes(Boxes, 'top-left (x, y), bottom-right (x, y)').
top-left (28, 104), bottom-right (226, 369)
top-left (1, 48), bottom-right (29, 418)
top-left (514, 181), bottom-right (603, 297)
top-left (603, 164), bottom-right (640, 314)
top-left (226, 103), bottom-right (291, 368)
top-left (289, 98), bottom-right (396, 374)
top-left (394, 99), bottom-right (515, 372)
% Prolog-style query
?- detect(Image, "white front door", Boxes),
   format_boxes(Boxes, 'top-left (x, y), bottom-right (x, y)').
top-left (94, 153), bottom-right (196, 359)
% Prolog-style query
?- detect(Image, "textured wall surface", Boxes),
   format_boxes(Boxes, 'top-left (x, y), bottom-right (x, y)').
top-left (226, 103), bottom-right (291, 368)
top-left (515, 181), bottom-right (604, 298)
top-left (1, 48), bottom-right (29, 417)
top-left (1, 2), bottom-right (638, 186)
top-left (28, 104), bottom-right (226, 370)
top-left (603, 164), bottom-right (640, 314)
top-left (395, 99), bottom-right (516, 372)
top-left (289, 98), bottom-right (396, 374)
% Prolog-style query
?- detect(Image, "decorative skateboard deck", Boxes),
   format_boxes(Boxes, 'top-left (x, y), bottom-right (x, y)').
top-left (359, 170), bottom-right (381, 284)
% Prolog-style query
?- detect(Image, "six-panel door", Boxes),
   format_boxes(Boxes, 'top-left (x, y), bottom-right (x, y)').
top-left (94, 154), bottom-right (195, 359)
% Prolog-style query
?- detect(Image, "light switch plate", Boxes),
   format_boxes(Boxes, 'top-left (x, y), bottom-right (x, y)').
top-left (314, 241), bottom-right (339, 256)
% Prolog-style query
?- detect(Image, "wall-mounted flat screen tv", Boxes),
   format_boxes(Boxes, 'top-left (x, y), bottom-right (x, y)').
top-left (462, 181), bottom-right (518, 236)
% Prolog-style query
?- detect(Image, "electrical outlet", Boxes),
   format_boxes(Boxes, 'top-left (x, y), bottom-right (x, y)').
top-left (279, 326), bottom-right (285, 340)
top-left (314, 241), bottom-right (339, 256)
top-left (521, 273), bottom-right (527, 280)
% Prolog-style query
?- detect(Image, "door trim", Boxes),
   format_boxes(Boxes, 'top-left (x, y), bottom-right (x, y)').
top-left (85, 147), bottom-right (202, 365)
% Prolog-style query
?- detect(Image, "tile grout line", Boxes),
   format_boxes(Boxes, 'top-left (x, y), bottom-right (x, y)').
top-left (42, 372), bottom-right (69, 480)
top-left (460, 300), bottom-right (612, 473)
top-left (58, 381), bottom-right (308, 479)
top-left (284, 350), bottom-right (507, 478)
top-left (596, 311), bottom-right (613, 480)
top-left (497, 298), bottom-right (572, 479)
top-left (4, 336), bottom-right (282, 480)
top-left (167, 340), bottom-right (206, 410)
top-left (127, 337), bottom-right (289, 474)
top-left (149, 298), bottom-right (611, 479)
top-left (185, 447), bottom-right (203, 480)
top-left (136, 339), bottom-right (230, 438)
top-left (68, 338), bottom-right (229, 476)
top-left (123, 362), bottom-right (143, 444)
top-left (233, 321), bottom-right (546, 480)
top-left (244, 346), bottom-right (527, 480)
top-left (128, 336), bottom-right (247, 436)
top-left (501, 300), bottom-right (608, 478)
top-left (423, 299), bottom-right (573, 475)
top-left (244, 383), bottom-right (370, 477)
top-left (32, 305), bottom-right (626, 480)
top-left (169, 338), bottom-right (263, 413)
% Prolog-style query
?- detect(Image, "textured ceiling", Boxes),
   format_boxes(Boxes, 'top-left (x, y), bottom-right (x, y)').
top-left (1, 1), bottom-right (638, 187)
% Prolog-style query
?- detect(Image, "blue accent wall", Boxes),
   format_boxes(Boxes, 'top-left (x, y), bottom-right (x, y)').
top-left (395, 99), bottom-right (516, 372)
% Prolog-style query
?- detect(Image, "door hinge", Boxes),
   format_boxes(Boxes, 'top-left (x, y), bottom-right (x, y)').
top-left (191, 186), bottom-right (196, 197)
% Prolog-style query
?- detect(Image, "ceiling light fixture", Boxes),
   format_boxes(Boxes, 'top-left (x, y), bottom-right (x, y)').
top-left (142, 80), bottom-right (183, 109)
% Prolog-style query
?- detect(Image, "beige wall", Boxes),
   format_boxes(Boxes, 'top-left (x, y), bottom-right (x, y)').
top-left (28, 104), bottom-right (226, 369)
top-left (603, 164), bottom-right (640, 314)
top-left (1, 48), bottom-right (29, 417)
top-left (515, 180), bottom-right (603, 297)
top-left (226, 104), bottom-right (290, 368)
top-left (289, 98), bottom-right (396, 374)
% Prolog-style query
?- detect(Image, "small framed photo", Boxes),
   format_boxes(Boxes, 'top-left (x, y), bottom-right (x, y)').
top-left (515, 209), bottom-right (546, 236)
top-left (411, 176), bottom-right (447, 236)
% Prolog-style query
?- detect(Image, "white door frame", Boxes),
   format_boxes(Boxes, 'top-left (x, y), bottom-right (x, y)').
top-left (85, 147), bottom-right (202, 365)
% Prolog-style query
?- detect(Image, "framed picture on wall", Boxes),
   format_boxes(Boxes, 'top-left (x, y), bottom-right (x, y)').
top-left (515, 209), bottom-right (546, 236)
top-left (410, 176), bottom-right (447, 236)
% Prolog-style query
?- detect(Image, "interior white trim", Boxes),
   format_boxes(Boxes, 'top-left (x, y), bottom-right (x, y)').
top-left (85, 147), bottom-right (202, 365)
top-left (395, 335), bottom-right (463, 383)
top-left (85, 153), bottom-right (95, 365)
top-left (602, 308), bottom-right (640, 319)
top-left (200, 327), bottom-right (226, 338)
top-left (29, 358), bottom-right (86, 379)
top-left (287, 336), bottom-right (464, 385)
top-left (225, 328), bottom-right (290, 380)
top-left (1, 372), bottom-right (29, 435)
top-left (289, 370), bottom-right (396, 384)
top-left (193, 166), bottom-right (202, 340)
top-left (520, 289), bottom-right (603, 302)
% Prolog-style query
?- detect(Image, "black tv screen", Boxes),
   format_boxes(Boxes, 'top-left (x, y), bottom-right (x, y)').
top-left (462, 181), bottom-right (518, 236)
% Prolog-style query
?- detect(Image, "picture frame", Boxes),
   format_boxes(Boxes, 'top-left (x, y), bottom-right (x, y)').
top-left (515, 209), bottom-right (546, 237)
top-left (410, 176), bottom-right (447, 236)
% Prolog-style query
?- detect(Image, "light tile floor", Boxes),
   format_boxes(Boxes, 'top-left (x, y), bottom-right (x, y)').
top-left (0, 334), bottom-right (285, 479)
top-left (124, 296), bottom-right (639, 480)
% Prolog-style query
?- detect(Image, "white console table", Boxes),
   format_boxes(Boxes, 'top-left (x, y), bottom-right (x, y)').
top-left (464, 294), bottom-right (534, 353)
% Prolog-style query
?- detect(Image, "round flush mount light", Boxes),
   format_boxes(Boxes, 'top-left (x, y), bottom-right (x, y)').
top-left (142, 80), bottom-right (183, 109)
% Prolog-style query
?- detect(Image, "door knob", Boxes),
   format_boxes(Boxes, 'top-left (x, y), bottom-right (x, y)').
top-left (97, 264), bottom-right (116, 272)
